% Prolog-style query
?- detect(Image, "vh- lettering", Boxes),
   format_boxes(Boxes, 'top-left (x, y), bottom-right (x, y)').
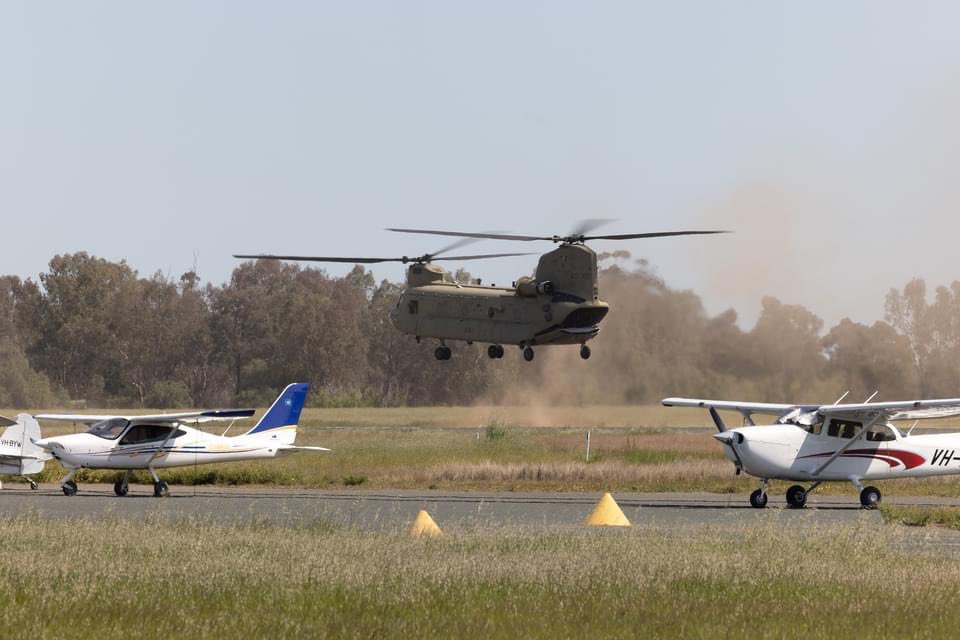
top-left (932, 449), bottom-right (956, 466)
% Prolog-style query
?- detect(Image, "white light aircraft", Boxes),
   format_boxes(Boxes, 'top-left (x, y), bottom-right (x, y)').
top-left (0, 414), bottom-right (48, 490)
top-left (662, 395), bottom-right (960, 509)
top-left (31, 383), bottom-right (327, 497)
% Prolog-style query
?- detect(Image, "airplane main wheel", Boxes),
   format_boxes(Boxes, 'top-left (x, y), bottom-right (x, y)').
top-left (860, 486), bottom-right (881, 509)
top-left (153, 481), bottom-right (170, 498)
top-left (28, 479), bottom-right (38, 490)
top-left (786, 485), bottom-right (807, 508)
top-left (113, 480), bottom-right (129, 497)
top-left (749, 489), bottom-right (768, 509)
top-left (580, 345), bottom-right (591, 360)
top-left (62, 480), bottom-right (77, 497)
top-left (523, 347), bottom-right (535, 362)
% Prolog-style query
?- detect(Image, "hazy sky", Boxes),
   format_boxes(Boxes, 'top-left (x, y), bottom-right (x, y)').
top-left (4, 2), bottom-right (960, 328)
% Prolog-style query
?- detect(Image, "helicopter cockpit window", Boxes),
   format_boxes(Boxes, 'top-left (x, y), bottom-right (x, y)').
top-left (865, 425), bottom-right (897, 442)
top-left (408, 300), bottom-right (418, 315)
top-left (87, 418), bottom-right (129, 440)
top-left (827, 419), bottom-right (862, 439)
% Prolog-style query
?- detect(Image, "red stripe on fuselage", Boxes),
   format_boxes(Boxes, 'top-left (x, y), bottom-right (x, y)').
top-left (797, 449), bottom-right (925, 470)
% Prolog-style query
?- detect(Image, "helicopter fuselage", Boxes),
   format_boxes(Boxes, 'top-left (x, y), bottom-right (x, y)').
top-left (389, 244), bottom-right (610, 350)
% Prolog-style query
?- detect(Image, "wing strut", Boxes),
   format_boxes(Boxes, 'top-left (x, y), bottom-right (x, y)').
top-left (812, 413), bottom-right (882, 476)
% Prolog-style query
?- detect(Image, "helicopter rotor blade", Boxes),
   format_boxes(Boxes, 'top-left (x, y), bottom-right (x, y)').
top-left (581, 230), bottom-right (730, 241)
top-left (431, 252), bottom-right (533, 261)
top-left (233, 254), bottom-right (404, 264)
top-left (387, 228), bottom-right (549, 242)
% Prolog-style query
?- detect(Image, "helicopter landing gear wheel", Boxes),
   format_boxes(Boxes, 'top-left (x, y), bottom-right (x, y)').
top-left (153, 481), bottom-right (170, 498)
top-left (62, 480), bottom-right (77, 496)
top-left (785, 485), bottom-right (807, 508)
top-left (523, 346), bottom-right (535, 362)
top-left (434, 346), bottom-right (451, 361)
top-left (859, 486), bottom-right (881, 509)
top-left (488, 345), bottom-right (504, 359)
top-left (580, 345), bottom-right (591, 360)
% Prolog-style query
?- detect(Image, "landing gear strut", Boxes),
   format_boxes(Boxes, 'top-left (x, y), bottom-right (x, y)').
top-left (749, 479), bottom-right (768, 508)
top-left (148, 466), bottom-right (170, 498)
top-left (487, 344), bottom-right (504, 359)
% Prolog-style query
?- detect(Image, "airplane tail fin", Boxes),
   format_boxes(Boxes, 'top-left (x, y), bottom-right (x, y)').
top-left (0, 414), bottom-right (49, 476)
top-left (242, 383), bottom-right (309, 444)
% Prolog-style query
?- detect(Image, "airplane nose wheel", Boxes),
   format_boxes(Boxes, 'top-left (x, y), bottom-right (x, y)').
top-left (61, 480), bottom-right (77, 496)
top-left (523, 346), bottom-right (535, 362)
top-left (749, 479), bottom-right (769, 508)
top-left (579, 345), bottom-right (591, 360)
top-left (786, 485), bottom-right (807, 508)
top-left (859, 486), bottom-right (881, 509)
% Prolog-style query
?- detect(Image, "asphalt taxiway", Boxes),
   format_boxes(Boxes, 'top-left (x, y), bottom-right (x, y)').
top-left (3, 484), bottom-right (960, 533)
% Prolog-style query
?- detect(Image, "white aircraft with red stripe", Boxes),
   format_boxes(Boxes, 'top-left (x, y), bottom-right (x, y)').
top-left (662, 395), bottom-right (960, 509)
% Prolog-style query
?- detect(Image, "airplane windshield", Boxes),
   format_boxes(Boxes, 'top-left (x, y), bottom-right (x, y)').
top-left (87, 418), bottom-right (129, 440)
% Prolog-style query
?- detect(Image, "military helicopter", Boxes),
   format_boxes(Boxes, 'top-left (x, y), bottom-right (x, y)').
top-left (235, 222), bottom-right (725, 362)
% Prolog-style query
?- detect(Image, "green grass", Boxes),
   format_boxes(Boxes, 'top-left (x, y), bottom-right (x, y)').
top-left (880, 504), bottom-right (960, 528)
top-left (0, 516), bottom-right (958, 639)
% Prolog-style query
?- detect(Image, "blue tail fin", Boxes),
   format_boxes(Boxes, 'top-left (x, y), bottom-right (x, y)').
top-left (244, 383), bottom-right (309, 436)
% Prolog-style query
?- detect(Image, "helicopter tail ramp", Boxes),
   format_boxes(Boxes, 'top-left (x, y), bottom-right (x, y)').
top-left (243, 383), bottom-right (309, 445)
top-left (0, 413), bottom-right (49, 476)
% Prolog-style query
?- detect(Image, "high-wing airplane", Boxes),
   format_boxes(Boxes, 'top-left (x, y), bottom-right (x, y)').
top-left (32, 383), bottom-right (328, 497)
top-left (662, 396), bottom-right (960, 509)
top-left (0, 414), bottom-right (49, 490)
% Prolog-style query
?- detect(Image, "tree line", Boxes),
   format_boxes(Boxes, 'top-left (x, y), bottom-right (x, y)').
top-left (0, 251), bottom-right (953, 408)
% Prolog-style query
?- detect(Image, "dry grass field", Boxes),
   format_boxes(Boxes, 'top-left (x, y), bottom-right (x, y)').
top-left (11, 404), bottom-right (960, 496)
top-left (0, 515), bottom-right (955, 639)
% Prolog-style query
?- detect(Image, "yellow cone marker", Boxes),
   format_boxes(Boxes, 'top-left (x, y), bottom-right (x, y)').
top-left (585, 492), bottom-right (631, 527)
top-left (409, 509), bottom-right (443, 537)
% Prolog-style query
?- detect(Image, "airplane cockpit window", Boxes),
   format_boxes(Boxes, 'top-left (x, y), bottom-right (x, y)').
top-left (119, 425), bottom-right (184, 445)
top-left (780, 409), bottom-right (823, 434)
top-left (827, 419), bottom-right (862, 439)
top-left (87, 418), bottom-right (129, 440)
top-left (865, 425), bottom-right (897, 442)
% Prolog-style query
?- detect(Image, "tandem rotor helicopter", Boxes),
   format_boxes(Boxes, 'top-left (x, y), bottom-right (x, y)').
top-left (236, 221), bottom-right (726, 362)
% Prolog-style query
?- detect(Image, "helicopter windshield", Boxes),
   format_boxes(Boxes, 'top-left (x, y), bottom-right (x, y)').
top-left (87, 418), bottom-right (129, 440)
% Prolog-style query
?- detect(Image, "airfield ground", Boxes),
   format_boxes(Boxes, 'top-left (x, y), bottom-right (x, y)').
top-left (8, 405), bottom-right (960, 638)
top-left (19, 404), bottom-right (960, 496)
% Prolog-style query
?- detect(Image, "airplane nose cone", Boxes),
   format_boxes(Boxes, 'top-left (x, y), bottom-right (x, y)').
top-left (712, 431), bottom-right (744, 445)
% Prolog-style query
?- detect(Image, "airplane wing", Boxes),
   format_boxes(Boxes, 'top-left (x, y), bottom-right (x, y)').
top-left (818, 399), bottom-right (960, 421)
top-left (35, 409), bottom-right (256, 425)
top-left (661, 398), bottom-right (816, 415)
